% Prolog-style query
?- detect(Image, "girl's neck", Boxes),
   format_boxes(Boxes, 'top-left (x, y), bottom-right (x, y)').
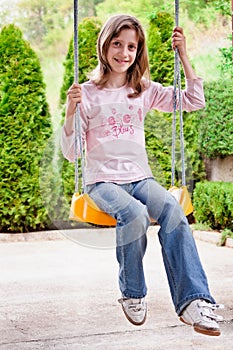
top-left (105, 73), bottom-right (127, 89)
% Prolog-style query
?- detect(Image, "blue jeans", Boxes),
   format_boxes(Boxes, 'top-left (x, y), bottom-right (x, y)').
top-left (87, 178), bottom-right (215, 315)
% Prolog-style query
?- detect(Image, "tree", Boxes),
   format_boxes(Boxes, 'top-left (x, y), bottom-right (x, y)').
top-left (96, 0), bottom-right (168, 26)
top-left (9, 0), bottom-right (104, 52)
top-left (0, 24), bottom-right (52, 232)
top-left (147, 11), bottom-right (174, 85)
top-left (59, 17), bottom-right (102, 108)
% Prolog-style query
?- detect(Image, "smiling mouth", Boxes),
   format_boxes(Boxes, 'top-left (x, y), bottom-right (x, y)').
top-left (114, 58), bottom-right (129, 64)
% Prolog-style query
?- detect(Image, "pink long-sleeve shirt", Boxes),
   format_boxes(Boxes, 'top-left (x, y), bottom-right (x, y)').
top-left (61, 78), bottom-right (205, 185)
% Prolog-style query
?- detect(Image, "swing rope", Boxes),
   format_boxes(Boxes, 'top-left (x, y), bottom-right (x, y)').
top-left (73, 0), bottom-right (86, 193)
top-left (172, 0), bottom-right (186, 187)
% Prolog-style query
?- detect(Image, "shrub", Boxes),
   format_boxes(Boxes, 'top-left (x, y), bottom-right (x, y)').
top-left (194, 79), bottom-right (233, 159)
top-left (147, 11), bottom-right (174, 86)
top-left (0, 24), bottom-right (52, 232)
top-left (193, 181), bottom-right (233, 230)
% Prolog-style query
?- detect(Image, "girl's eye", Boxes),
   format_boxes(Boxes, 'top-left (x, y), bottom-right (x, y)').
top-left (129, 45), bottom-right (137, 51)
top-left (112, 41), bottom-right (121, 47)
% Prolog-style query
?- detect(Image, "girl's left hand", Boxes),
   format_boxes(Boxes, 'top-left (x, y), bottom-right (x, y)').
top-left (172, 27), bottom-right (187, 58)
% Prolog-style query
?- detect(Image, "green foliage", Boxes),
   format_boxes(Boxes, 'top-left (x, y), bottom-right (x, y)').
top-left (219, 43), bottom-right (233, 79)
top-left (147, 12), bottom-right (174, 85)
top-left (193, 181), bottom-right (233, 230)
top-left (0, 0), bottom-right (103, 48)
top-left (214, 0), bottom-right (232, 16)
top-left (0, 24), bottom-right (52, 232)
top-left (193, 79), bottom-right (233, 159)
top-left (220, 228), bottom-right (233, 246)
top-left (96, 0), bottom-right (168, 26)
top-left (60, 17), bottom-right (102, 109)
top-left (145, 111), bottom-right (172, 188)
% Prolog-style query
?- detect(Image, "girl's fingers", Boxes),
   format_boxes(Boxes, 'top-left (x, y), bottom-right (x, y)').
top-left (172, 27), bottom-right (186, 54)
top-left (67, 84), bottom-right (82, 102)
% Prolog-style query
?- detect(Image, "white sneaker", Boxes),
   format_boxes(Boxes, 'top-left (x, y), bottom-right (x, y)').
top-left (118, 297), bottom-right (147, 326)
top-left (180, 299), bottom-right (224, 336)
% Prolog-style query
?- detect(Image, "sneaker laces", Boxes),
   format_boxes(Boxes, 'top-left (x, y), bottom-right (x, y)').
top-left (198, 300), bottom-right (224, 322)
top-left (128, 298), bottom-right (145, 312)
top-left (119, 298), bottom-right (145, 312)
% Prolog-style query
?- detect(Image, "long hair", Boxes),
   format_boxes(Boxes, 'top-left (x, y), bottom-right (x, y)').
top-left (89, 14), bottom-right (150, 98)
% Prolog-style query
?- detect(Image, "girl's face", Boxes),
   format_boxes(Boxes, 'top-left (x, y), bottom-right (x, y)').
top-left (106, 28), bottom-right (138, 79)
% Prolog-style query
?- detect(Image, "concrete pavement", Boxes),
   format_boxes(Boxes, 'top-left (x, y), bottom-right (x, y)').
top-left (0, 227), bottom-right (232, 350)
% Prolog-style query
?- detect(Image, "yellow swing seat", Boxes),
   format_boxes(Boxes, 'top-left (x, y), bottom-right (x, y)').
top-left (168, 185), bottom-right (193, 217)
top-left (69, 192), bottom-right (117, 226)
top-left (69, 186), bottom-right (193, 227)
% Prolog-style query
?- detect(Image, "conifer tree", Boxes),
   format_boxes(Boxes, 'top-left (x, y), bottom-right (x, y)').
top-left (0, 24), bottom-right (52, 232)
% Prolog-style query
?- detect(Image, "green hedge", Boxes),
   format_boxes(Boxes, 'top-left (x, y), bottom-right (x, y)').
top-left (0, 25), bottom-right (52, 232)
top-left (193, 181), bottom-right (233, 230)
top-left (194, 79), bottom-right (233, 159)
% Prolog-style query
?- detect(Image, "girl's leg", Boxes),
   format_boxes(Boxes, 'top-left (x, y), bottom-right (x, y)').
top-left (132, 178), bottom-right (215, 315)
top-left (87, 182), bottom-right (150, 298)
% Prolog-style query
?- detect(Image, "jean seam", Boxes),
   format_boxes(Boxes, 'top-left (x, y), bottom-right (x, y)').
top-left (162, 246), bottom-right (178, 302)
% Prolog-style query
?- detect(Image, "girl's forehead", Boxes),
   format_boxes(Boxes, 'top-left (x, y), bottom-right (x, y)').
top-left (112, 28), bottom-right (138, 41)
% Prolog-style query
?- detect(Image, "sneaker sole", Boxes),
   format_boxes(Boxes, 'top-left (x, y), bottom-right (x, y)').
top-left (180, 317), bottom-right (221, 336)
top-left (121, 306), bottom-right (147, 326)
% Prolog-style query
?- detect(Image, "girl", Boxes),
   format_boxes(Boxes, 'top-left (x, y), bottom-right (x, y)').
top-left (61, 14), bottom-right (223, 336)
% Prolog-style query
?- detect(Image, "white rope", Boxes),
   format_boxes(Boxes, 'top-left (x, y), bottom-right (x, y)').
top-left (73, 0), bottom-right (86, 193)
top-left (172, 0), bottom-right (186, 187)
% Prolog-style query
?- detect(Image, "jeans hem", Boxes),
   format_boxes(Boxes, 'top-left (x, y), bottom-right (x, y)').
top-left (176, 293), bottom-right (216, 316)
top-left (122, 294), bottom-right (147, 299)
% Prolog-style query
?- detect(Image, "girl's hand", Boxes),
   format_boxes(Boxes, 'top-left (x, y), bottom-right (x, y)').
top-left (172, 27), bottom-right (187, 59)
top-left (66, 83), bottom-right (82, 118)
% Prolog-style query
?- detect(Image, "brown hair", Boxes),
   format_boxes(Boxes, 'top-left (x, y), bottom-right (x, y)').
top-left (89, 14), bottom-right (150, 98)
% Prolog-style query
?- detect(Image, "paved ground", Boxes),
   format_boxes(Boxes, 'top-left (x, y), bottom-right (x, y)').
top-left (0, 227), bottom-right (232, 350)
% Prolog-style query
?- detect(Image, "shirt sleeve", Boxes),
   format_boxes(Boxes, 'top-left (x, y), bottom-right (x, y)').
top-left (148, 78), bottom-right (205, 113)
top-left (60, 105), bottom-right (88, 163)
top-left (60, 117), bottom-right (75, 162)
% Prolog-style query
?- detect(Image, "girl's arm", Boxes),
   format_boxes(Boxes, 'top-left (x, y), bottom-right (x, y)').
top-left (60, 83), bottom-right (83, 162)
top-left (172, 27), bottom-right (198, 80)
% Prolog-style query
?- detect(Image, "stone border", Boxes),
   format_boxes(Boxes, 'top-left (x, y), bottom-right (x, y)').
top-left (0, 226), bottom-right (232, 248)
top-left (0, 230), bottom-right (66, 242)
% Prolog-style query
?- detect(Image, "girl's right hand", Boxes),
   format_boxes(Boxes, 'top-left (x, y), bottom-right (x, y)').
top-left (66, 83), bottom-right (82, 118)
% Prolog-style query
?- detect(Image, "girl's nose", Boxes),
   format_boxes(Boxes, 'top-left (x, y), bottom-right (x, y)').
top-left (120, 45), bottom-right (128, 56)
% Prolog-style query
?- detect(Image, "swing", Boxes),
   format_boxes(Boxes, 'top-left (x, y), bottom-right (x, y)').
top-left (69, 0), bottom-right (193, 225)
top-left (167, 0), bottom-right (194, 217)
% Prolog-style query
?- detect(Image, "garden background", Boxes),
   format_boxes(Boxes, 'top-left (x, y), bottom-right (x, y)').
top-left (0, 0), bottom-right (232, 241)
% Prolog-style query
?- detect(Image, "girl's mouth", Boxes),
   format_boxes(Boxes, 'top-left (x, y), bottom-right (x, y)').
top-left (114, 58), bottom-right (128, 64)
